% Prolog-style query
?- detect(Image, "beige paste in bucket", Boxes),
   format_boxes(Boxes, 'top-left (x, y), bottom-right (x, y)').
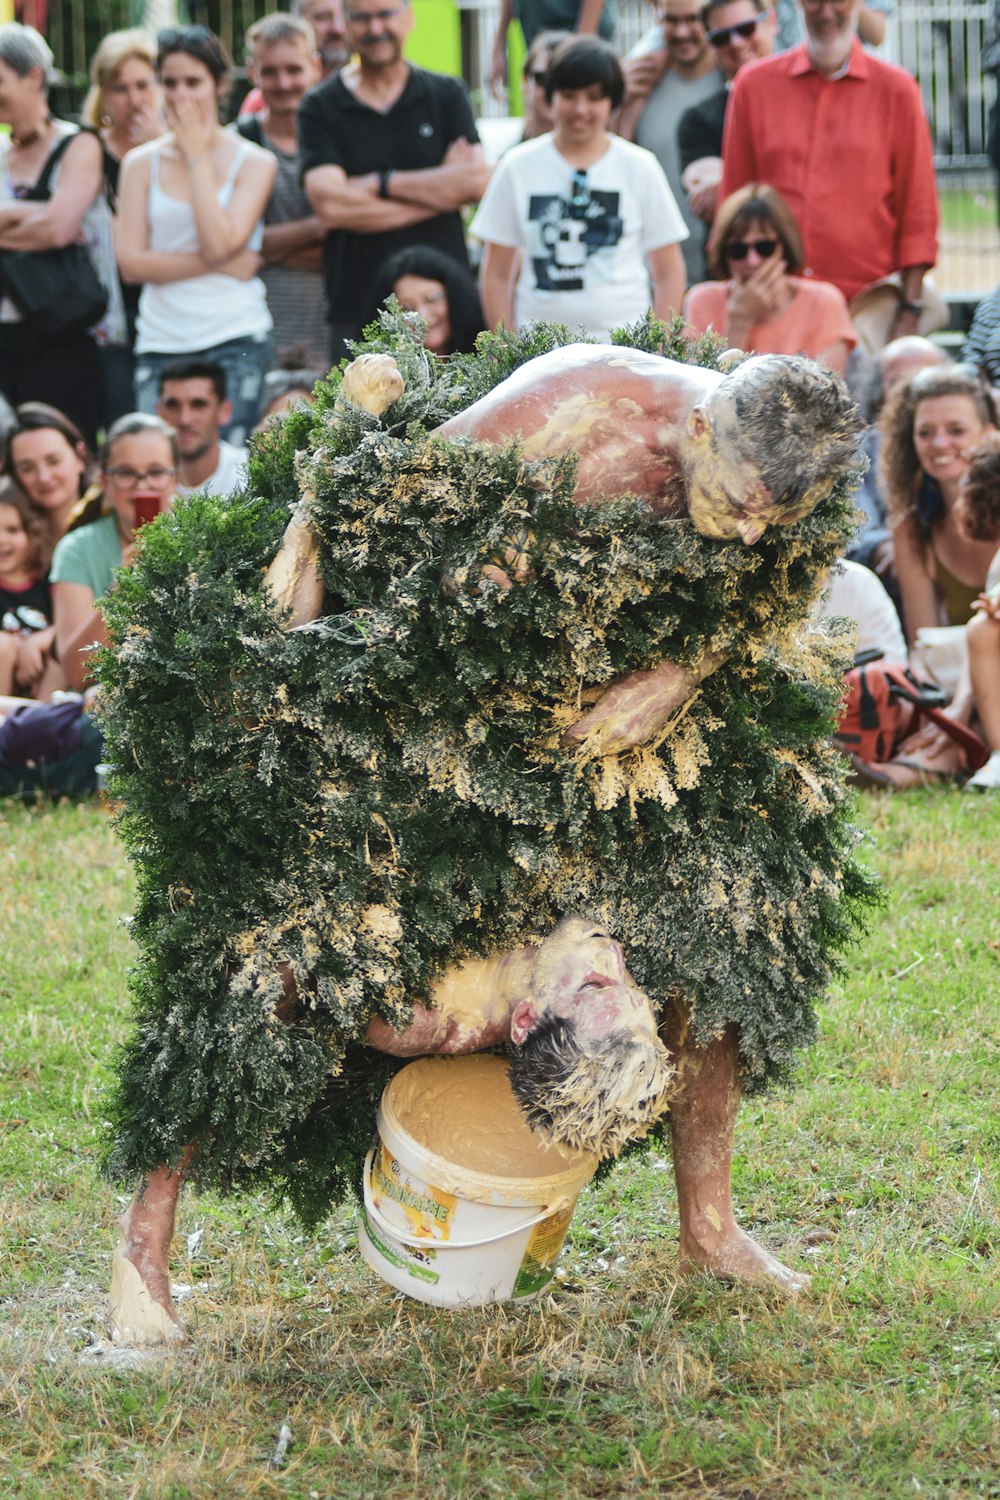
top-left (387, 1054), bottom-right (592, 1186)
top-left (362, 1056), bottom-right (597, 1305)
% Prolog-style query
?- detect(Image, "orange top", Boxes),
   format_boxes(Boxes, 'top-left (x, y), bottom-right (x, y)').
top-left (684, 275), bottom-right (857, 360)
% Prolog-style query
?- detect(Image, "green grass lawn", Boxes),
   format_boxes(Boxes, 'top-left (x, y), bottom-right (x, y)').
top-left (1, 793), bottom-right (998, 1500)
top-left (938, 183), bottom-right (998, 237)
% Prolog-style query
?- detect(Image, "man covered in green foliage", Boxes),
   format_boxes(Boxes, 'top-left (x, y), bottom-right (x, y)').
top-left (99, 316), bottom-right (875, 1343)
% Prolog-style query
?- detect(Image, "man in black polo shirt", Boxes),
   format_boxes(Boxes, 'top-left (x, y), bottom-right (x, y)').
top-left (300, 0), bottom-right (491, 360)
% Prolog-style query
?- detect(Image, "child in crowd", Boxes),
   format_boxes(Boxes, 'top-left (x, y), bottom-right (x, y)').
top-left (0, 481), bottom-right (61, 699)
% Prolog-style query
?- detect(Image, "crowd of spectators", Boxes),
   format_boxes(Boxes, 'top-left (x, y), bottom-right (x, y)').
top-left (0, 0), bottom-right (999, 794)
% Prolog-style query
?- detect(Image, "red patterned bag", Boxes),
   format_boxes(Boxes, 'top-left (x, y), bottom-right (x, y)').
top-left (834, 653), bottom-right (989, 772)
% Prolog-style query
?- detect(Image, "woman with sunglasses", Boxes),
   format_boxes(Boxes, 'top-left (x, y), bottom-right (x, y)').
top-left (472, 35), bottom-right (686, 341)
top-left (116, 27), bottom-right (276, 447)
top-left (48, 414), bottom-right (179, 691)
top-left (684, 183), bottom-right (855, 375)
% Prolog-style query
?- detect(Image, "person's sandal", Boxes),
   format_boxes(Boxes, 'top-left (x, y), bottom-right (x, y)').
top-left (964, 750), bottom-right (1000, 791)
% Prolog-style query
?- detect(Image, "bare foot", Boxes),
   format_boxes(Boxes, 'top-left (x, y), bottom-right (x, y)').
top-left (678, 1220), bottom-right (811, 1296)
top-left (109, 1238), bottom-right (186, 1345)
top-left (109, 1161), bottom-right (190, 1345)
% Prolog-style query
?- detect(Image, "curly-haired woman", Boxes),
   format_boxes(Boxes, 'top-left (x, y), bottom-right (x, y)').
top-left (879, 364), bottom-right (999, 645)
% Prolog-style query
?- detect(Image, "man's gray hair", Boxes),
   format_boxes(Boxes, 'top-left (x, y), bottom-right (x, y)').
top-left (509, 1012), bottom-right (674, 1159)
top-left (726, 354), bottom-right (865, 517)
top-left (246, 11), bottom-right (316, 58)
top-left (0, 21), bottom-right (53, 84)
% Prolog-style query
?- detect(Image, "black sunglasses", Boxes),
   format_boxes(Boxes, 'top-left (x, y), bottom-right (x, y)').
top-left (569, 169), bottom-right (590, 213)
top-left (707, 17), bottom-right (760, 46)
top-left (727, 237), bottom-right (778, 260)
top-left (529, 69), bottom-right (548, 85)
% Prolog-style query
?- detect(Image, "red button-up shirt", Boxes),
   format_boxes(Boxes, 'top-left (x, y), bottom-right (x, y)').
top-left (720, 40), bottom-right (939, 302)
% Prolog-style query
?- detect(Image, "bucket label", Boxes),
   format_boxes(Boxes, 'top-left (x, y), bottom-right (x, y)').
top-left (361, 1206), bottom-right (441, 1285)
top-left (372, 1141), bottom-right (457, 1241)
top-left (512, 1205), bottom-right (574, 1299)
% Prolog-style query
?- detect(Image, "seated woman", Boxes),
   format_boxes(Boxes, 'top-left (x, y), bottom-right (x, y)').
top-left (855, 429), bottom-right (1000, 789)
top-left (880, 365), bottom-right (999, 646)
top-left (471, 35), bottom-right (687, 342)
top-left (958, 437), bottom-right (1000, 790)
top-left (684, 184), bottom-right (856, 377)
top-left (5, 402), bottom-right (94, 556)
top-left (0, 480), bottom-right (61, 698)
top-left (362, 245), bottom-right (486, 357)
top-left (48, 414), bottom-right (179, 691)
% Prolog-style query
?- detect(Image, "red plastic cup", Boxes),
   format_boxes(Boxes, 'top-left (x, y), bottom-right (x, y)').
top-left (133, 491), bottom-right (162, 528)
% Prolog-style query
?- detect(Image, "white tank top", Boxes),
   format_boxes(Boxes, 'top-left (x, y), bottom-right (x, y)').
top-left (136, 139), bottom-right (271, 353)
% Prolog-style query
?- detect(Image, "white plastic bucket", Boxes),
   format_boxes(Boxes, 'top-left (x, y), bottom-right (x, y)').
top-left (358, 1054), bottom-right (597, 1307)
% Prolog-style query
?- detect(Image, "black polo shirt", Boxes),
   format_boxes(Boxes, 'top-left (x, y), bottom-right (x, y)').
top-left (298, 65), bottom-right (479, 328)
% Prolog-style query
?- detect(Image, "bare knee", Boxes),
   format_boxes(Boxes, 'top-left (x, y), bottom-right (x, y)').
top-left (0, 633), bottom-right (17, 695)
top-left (967, 609), bottom-right (1000, 659)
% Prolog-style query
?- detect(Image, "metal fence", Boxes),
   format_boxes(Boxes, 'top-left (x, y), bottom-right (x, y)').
top-left (890, 1), bottom-right (999, 295)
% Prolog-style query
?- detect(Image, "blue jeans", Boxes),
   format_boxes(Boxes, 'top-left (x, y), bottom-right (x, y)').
top-left (134, 333), bottom-right (274, 447)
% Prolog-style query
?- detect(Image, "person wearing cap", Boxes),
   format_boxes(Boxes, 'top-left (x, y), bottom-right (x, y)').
top-left (719, 0), bottom-right (938, 341)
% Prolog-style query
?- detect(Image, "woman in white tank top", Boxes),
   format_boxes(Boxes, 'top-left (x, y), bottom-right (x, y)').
top-left (116, 27), bottom-right (277, 447)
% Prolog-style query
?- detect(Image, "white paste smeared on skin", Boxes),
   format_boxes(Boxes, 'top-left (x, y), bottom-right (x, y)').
top-left (428, 949), bottom-right (536, 1034)
top-left (109, 1247), bottom-right (185, 1346)
top-left (387, 1055), bottom-right (594, 1185)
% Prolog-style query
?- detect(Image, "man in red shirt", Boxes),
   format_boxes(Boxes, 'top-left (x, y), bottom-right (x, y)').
top-left (719, 0), bottom-right (938, 341)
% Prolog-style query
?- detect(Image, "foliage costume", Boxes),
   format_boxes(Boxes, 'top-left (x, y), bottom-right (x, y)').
top-left (98, 316), bottom-right (878, 1226)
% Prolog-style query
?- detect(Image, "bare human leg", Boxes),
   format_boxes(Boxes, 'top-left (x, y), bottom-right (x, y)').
top-left (106, 952), bottom-right (531, 1346)
top-left (661, 1004), bottom-right (810, 1295)
top-left (106, 970), bottom-right (308, 1346)
top-left (109, 1148), bottom-right (194, 1344)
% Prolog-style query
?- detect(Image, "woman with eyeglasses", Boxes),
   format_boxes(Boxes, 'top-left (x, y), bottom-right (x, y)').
top-left (48, 414), bottom-right (179, 691)
top-left (472, 35), bottom-right (686, 342)
top-left (684, 183), bottom-right (856, 376)
top-left (115, 26), bottom-right (277, 447)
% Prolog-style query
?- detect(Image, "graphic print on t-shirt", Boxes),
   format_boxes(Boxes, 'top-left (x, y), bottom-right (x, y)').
top-left (528, 183), bottom-right (623, 292)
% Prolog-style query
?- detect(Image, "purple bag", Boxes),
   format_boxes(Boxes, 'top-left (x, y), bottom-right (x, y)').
top-left (0, 698), bottom-right (84, 769)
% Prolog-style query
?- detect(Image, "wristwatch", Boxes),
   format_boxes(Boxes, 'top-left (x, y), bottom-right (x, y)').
top-left (899, 300), bottom-right (924, 315)
top-left (378, 169), bottom-right (392, 200)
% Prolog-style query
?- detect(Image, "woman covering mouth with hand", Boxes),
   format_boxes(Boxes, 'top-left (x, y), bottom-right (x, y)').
top-left (684, 183), bottom-right (856, 377)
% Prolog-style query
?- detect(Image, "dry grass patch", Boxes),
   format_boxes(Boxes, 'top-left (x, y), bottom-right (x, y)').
top-left (1, 793), bottom-right (999, 1499)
